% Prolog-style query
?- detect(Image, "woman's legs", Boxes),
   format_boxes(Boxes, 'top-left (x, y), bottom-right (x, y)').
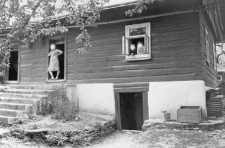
top-left (55, 70), bottom-right (60, 79)
top-left (48, 71), bottom-right (54, 80)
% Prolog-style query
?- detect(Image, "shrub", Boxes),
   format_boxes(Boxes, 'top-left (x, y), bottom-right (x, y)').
top-left (38, 85), bottom-right (79, 121)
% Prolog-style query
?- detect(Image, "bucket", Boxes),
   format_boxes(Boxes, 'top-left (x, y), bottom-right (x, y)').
top-left (161, 111), bottom-right (171, 122)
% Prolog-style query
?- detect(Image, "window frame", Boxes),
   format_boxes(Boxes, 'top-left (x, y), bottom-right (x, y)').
top-left (123, 22), bottom-right (151, 61)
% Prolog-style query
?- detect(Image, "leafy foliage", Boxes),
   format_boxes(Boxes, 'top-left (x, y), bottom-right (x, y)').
top-left (0, 0), bottom-right (154, 70)
top-left (39, 85), bottom-right (79, 121)
top-left (125, 0), bottom-right (155, 16)
top-left (0, 0), bottom-right (109, 69)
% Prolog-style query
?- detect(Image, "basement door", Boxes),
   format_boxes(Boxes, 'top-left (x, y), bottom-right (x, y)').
top-left (115, 92), bottom-right (149, 130)
top-left (4, 45), bottom-right (20, 83)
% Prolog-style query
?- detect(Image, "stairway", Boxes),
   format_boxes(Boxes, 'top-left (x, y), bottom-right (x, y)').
top-left (0, 85), bottom-right (52, 124)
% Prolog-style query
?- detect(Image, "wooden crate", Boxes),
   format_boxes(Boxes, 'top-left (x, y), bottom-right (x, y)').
top-left (177, 106), bottom-right (202, 123)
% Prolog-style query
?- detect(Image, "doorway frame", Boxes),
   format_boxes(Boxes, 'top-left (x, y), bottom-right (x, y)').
top-left (4, 44), bottom-right (20, 84)
top-left (115, 91), bottom-right (149, 130)
top-left (46, 35), bottom-right (67, 83)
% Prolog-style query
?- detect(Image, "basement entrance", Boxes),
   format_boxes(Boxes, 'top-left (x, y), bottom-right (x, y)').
top-left (115, 92), bottom-right (149, 130)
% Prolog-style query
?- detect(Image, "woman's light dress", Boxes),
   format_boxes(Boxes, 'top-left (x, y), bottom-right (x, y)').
top-left (48, 49), bottom-right (62, 71)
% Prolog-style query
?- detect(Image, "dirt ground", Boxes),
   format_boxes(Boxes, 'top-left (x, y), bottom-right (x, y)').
top-left (1, 114), bottom-right (225, 148)
top-left (2, 128), bottom-right (225, 148)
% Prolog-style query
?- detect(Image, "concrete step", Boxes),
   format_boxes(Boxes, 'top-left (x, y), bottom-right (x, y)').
top-left (3, 89), bottom-right (52, 95)
top-left (0, 116), bottom-right (17, 124)
top-left (0, 103), bottom-right (32, 111)
top-left (7, 84), bottom-right (57, 90)
top-left (0, 109), bottom-right (26, 117)
top-left (0, 97), bottom-right (39, 104)
top-left (0, 92), bottom-right (47, 99)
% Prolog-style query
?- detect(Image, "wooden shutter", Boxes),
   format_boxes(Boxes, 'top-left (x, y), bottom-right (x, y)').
top-left (122, 36), bottom-right (125, 55)
top-left (213, 44), bottom-right (217, 70)
top-left (145, 34), bottom-right (151, 57)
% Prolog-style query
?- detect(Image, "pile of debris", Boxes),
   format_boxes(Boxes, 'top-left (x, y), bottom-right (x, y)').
top-left (9, 119), bottom-right (116, 147)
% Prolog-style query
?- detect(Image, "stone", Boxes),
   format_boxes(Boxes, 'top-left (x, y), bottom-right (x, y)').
top-left (0, 129), bottom-right (10, 138)
top-left (84, 126), bottom-right (97, 133)
top-left (26, 129), bottom-right (48, 135)
top-left (215, 130), bottom-right (223, 133)
top-left (142, 119), bottom-right (163, 131)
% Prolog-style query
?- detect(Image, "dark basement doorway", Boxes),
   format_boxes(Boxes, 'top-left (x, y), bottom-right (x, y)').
top-left (115, 92), bottom-right (149, 131)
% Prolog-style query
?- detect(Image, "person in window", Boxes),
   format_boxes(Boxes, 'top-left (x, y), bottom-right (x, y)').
top-left (48, 44), bottom-right (63, 80)
top-left (137, 41), bottom-right (146, 54)
top-left (130, 44), bottom-right (136, 56)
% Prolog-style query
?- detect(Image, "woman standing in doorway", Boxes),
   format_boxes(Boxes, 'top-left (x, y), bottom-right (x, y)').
top-left (48, 44), bottom-right (63, 80)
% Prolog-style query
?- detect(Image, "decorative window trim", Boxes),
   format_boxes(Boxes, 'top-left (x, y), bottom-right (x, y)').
top-left (122, 22), bottom-right (151, 61)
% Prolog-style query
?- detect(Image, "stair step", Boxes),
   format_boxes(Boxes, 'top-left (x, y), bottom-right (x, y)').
top-left (0, 97), bottom-right (39, 104)
top-left (8, 84), bottom-right (56, 90)
top-left (0, 103), bottom-right (32, 111)
top-left (0, 109), bottom-right (26, 117)
top-left (0, 116), bottom-right (17, 124)
top-left (0, 92), bottom-right (47, 99)
top-left (3, 89), bottom-right (52, 95)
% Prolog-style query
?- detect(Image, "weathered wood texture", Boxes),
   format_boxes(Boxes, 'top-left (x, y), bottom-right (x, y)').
top-left (69, 13), bottom-right (203, 88)
top-left (19, 13), bottom-right (213, 90)
top-left (199, 12), bottom-right (218, 87)
top-left (219, 0), bottom-right (225, 37)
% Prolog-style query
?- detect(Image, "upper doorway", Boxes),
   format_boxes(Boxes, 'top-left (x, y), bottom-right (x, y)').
top-left (47, 38), bottom-right (66, 82)
top-left (4, 45), bottom-right (20, 83)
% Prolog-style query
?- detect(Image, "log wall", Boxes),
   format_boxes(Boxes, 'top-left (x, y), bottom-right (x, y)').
top-left (199, 12), bottom-right (218, 87)
top-left (19, 13), bottom-right (212, 89)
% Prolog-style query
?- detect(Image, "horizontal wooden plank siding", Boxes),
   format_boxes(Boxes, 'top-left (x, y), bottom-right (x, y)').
top-left (199, 12), bottom-right (218, 87)
top-left (19, 13), bottom-right (205, 89)
top-left (69, 13), bottom-right (202, 87)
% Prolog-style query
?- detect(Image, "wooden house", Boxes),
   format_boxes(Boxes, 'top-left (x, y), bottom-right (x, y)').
top-left (0, 0), bottom-right (224, 129)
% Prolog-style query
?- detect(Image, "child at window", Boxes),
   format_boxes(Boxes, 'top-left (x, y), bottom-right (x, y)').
top-left (48, 44), bottom-right (63, 80)
top-left (137, 41), bottom-right (146, 54)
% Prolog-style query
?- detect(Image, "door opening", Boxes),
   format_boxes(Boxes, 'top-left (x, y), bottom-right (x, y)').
top-left (5, 46), bottom-right (19, 83)
top-left (119, 92), bottom-right (144, 130)
top-left (47, 39), bottom-right (65, 81)
top-left (8, 51), bottom-right (18, 81)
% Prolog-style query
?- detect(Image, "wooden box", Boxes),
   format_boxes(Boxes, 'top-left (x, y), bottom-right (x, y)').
top-left (177, 106), bottom-right (202, 123)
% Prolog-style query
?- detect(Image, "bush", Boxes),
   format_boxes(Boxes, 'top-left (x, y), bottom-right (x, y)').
top-left (38, 85), bottom-right (79, 121)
